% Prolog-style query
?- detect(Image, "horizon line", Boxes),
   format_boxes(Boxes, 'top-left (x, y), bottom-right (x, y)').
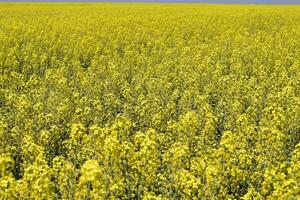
top-left (1, 1), bottom-right (300, 4)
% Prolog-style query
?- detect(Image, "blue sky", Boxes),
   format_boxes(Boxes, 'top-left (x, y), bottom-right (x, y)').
top-left (2, 0), bottom-right (300, 3)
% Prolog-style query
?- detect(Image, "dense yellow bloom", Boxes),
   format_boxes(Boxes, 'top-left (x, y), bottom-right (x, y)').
top-left (0, 3), bottom-right (300, 199)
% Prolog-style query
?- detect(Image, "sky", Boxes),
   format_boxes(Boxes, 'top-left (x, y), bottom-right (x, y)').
top-left (2, 0), bottom-right (300, 3)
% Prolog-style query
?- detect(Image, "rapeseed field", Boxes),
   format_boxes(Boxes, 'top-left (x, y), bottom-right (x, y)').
top-left (0, 3), bottom-right (300, 199)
